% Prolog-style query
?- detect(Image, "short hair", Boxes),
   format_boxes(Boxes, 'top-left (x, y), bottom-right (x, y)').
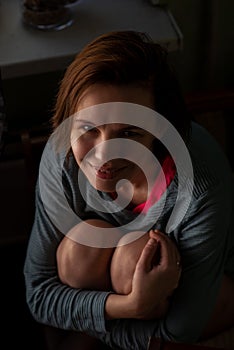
top-left (52, 30), bottom-right (190, 141)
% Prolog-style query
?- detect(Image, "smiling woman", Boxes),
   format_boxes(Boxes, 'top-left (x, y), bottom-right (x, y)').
top-left (71, 84), bottom-right (156, 197)
top-left (23, 30), bottom-right (234, 350)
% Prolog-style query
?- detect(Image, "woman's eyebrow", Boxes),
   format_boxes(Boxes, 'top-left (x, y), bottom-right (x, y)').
top-left (73, 120), bottom-right (142, 131)
top-left (74, 118), bottom-right (95, 125)
top-left (118, 125), bottom-right (143, 132)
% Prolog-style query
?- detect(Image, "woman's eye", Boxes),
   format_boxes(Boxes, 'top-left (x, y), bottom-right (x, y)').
top-left (82, 125), bottom-right (96, 133)
top-left (122, 130), bottom-right (140, 138)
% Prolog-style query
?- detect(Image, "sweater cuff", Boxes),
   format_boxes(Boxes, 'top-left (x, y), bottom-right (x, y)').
top-left (91, 291), bottom-right (112, 333)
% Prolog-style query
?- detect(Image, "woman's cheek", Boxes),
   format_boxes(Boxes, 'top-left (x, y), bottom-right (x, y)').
top-left (72, 141), bottom-right (92, 163)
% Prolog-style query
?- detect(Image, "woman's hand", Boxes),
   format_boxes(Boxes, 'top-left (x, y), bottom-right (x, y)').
top-left (105, 230), bottom-right (181, 321)
top-left (128, 230), bottom-right (181, 319)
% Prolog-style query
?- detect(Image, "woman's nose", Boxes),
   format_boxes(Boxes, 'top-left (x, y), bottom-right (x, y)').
top-left (94, 139), bottom-right (113, 163)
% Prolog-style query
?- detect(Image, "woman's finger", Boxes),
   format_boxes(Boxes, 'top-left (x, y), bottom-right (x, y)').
top-left (150, 230), bottom-right (181, 269)
top-left (136, 238), bottom-right (158, 273)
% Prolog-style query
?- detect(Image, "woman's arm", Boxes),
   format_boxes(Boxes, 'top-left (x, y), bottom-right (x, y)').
top-left (105, 230), bottom-right (181, 320)
top-left (153, 188), bottom-right (233, 343)
top-left (103, 185), bottom-right (234, 350)
top-left (24, 182), bottom-right (111, 335)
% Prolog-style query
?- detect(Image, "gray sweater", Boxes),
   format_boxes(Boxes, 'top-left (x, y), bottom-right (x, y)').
top-left (24, 122), bottom-right (234, 349)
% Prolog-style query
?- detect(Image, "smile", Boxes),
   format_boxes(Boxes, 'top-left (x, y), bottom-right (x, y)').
top-left (93, 165), bottom-right (126, 180)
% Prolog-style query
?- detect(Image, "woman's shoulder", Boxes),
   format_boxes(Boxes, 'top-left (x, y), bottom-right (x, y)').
top-left (187, 122), bottom-right (233, 199)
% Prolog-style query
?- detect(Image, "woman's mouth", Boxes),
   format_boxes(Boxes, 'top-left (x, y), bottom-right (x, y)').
top-left (93, 166), bottom-right (124, 180)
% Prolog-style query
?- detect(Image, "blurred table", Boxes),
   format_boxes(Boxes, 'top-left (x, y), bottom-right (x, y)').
top-left (0, 0), bottom-right (183, 79)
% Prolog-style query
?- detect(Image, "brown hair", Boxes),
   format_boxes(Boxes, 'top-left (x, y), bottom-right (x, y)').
top-left (52, 30), bottom-right (190, 141)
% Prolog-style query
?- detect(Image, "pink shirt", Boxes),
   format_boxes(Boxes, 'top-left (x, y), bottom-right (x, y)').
top-left (132, 155), bottom-right (176, 214)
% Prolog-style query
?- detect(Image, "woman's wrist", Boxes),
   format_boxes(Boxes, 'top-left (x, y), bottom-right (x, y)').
top-left (105, 292), bottom-right (163, 320)
top-left (105, 292), bottom-right (137, 320)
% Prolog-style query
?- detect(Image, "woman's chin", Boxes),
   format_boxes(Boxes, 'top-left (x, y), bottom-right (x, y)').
top-left (88, 176), bottom-right (117, 193)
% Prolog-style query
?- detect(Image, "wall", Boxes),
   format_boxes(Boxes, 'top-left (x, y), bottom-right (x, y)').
top-left (167, 0), bottom-right (234, 92)
top-left (2, 70), bottom-right (64, 131)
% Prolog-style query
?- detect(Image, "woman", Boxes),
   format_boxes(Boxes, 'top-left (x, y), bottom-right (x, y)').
top-left (24, 30), bottom-right (234, 350)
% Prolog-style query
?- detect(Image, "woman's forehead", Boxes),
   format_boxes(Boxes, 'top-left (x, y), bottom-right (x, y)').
top-left (76, 83), bottom-right (155, 111)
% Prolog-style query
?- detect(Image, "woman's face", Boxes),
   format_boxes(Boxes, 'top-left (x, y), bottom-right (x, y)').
top-left (71, 84), bottom-right (156, 193)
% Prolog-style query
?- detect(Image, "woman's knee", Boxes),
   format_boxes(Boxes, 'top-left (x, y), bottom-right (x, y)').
top-left (110, 232), bottom-right (149, 294)
top-left (57, 219), bottom-right (115, 290)
top-left (57, 236), bottom-right (86, 288)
